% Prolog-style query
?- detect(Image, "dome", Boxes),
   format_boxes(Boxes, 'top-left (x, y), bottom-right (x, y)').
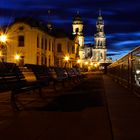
top-left (98, 15), bottom-right (103, 20)
top-left (97, 15), bottom-right (104, 25)
top-left (73, 13), bottom-right (83, 24)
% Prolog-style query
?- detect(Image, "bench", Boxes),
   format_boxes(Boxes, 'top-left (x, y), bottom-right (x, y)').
top-left (25, 64), bottom-right (69, 90)
top-left (72, 67), bottom-right (86, 81)
top-left (65, 68), bottom-right (78, 83)
top-left (53, 67), bottom-right (69, 87)
top-left (0, 62), bottom-right (41, 111)
top-left (24, 64), bottom-right (53, 89)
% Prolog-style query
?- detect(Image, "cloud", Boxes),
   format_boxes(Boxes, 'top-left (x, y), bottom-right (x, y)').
top-left (1, 0), bottom-right (140, 61)
top-left (113, 40), bottom-right (140, 47)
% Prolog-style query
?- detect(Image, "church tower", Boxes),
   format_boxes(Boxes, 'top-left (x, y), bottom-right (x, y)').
top-left (72, 12), bottom-right (85, 59)
top-left (92, 10), bottom-right (107, 63)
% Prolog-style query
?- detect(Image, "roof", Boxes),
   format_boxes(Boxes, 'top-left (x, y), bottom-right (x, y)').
top-left (51, 28), bottom-right (74, 40)
top-left (9, 17), bottom-right (74, 40)
top-left (13, 17), bottom-right (50, 32)
top-left (73, 13), bottom-right (83, 24)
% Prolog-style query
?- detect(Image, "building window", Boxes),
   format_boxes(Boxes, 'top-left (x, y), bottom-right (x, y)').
top-left (45, 57), bottom-right (47, 65)
top-left (18, 35), bottom-right (24, 47)
top-left (37, 56), bottom-right (39, 65)
top-left (52, 42), bottom-right (54, 51)
top-left (45, 39), bottom-right (47, 50)
top-left (18, 26), bottom-right (24, 31)
top-left (72, 46), bottom-right (75, 54)
top-left (49, 40), bottom-right (51, 51)
top-left (41, 38), bottom-right (43, 49)
top-left (57, 43), bottom-right (62, 52)
top-left (49, 55), bottom-right (51, 66)
top-left (37, 36), bottom-right (39, 48)
top-left (75, 28), bottom-right (79, 33)
top-left (41, 56), bottom-right (43, 64)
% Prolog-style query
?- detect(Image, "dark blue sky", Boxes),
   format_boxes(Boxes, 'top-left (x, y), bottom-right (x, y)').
top-left (1, 0), bottom-right (140, 60)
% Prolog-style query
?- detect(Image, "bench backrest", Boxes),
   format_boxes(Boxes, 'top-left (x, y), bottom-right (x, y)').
top-left (0, 62), bottom-right (27, 92)
top-left (53, 67), bottom-right (68, 79)
top-left (65, 68), bottom-right (76, 78)
top-left (25, 64), bottom-right (50, 82)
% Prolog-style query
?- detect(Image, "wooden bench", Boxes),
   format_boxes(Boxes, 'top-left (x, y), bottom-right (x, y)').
top-left (72, 67), bottom-right (86, 81)
top-left (53, 67), bottom-right (69, 87)
top-left (25, 64), bottom-right (69, 90)
top-left (65, 68), bottom-right (78, 83)
top-left (24, 64), bottom-right (53, 89)
top-left (0, 62), bottom-right (41, 111)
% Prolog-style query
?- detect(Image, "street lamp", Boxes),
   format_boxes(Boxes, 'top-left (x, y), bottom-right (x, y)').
top-left (76, 59), bottom-right (81, 68)
top-left (14, 54), bottom-right (20, 60)
top-left (64, 56), bottom-right (69, 68)
top-left (14, 54), bottom-right (21, 66)
top-left (84, 61), bottom-right (88, 65)
top-left (64, 56), bottom-right (69, 61)
top-left (77, 59), bottom-right (81, 64)
top-left (0, 34), bottom-right (7, 62)
top-left (0, 34), bottom-right (7, 43)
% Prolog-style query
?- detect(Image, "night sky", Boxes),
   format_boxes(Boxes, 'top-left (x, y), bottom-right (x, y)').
top-left (1, 0), bottom-right (140, 61)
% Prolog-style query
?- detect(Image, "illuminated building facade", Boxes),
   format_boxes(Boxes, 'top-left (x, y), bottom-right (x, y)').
top-left (5, 18), bottom-right (77, 67)
top-left (91, 11), bottom-right (107, 63)
top-left (52, 29), bottom-right (76, 67)
top-left (72, 12), bottom-right (85, 60)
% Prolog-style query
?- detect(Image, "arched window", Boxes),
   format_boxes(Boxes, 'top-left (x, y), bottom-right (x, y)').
top-left (75, 28), bottom-right (79, 34)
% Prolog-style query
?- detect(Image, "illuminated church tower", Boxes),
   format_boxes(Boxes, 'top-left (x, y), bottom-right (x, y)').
top-left (72, 12), bottom-right (85, 59)
top-left (92, 10), bottom-right (107, 63)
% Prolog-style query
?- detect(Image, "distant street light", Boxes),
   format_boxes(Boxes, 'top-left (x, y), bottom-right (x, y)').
top-left (84, 61), bottom-right (88, 65)
top-left (64, 56), bottom-right (69, 61)
top-left (64, 56), bottom-right (69, 68)
top-left (77, 59), bottom-right (81, 64)
top-left (14, 54), bottom-right (20, 60)
top-left (90, 62), bottom-right (93, 66)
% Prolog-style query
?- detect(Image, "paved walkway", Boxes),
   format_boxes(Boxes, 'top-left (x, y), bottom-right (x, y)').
top-left (103, 75), bottom-right (140, 140)
top-left (0, 72), bottom-right (140, 140)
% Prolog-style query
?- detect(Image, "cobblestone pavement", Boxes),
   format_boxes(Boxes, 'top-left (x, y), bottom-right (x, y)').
top-left (1, 72), bottom-right (139, 140)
